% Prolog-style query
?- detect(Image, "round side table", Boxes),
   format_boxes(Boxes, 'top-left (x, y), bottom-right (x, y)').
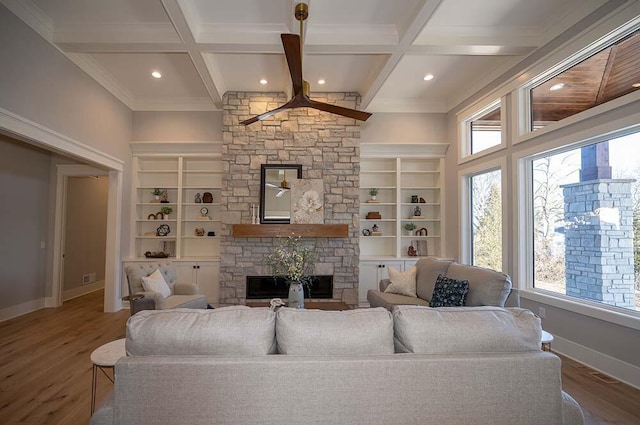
top-left (90, 338), bottom-right (126, 414)
top-left (541, 330), bottom-right (554, 351)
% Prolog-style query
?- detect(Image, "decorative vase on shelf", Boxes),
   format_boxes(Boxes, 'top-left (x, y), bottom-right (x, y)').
top-left (288, 282), bottom-right (305, 309)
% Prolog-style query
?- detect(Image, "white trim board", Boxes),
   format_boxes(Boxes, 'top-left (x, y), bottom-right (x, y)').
top-left (0, 298), bottom-right (46, 322)
top-left (0, 107), bottom-right (124, 171)
top-left (62, 281), bottom-right (105, 302)
top-left (552, 335), bottom-right (640, 390)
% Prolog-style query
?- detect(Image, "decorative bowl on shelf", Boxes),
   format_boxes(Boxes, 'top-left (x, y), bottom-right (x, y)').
top-left (144, 251), bottom-right (169, 258)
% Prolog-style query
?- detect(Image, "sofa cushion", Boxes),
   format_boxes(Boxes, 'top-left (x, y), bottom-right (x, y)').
top-left (429, 274), bottom-right (469, 307)
top-left (126, 306), bottom-right (277, 356)
top-left (276, 307), bottom-right (394, 355)
top-left (367, 290), bottom-right (430, 310)
top-left (446, 262), bottom-right (511, 307)
top-left (384, 266), bottom-right (417, 297)
top-left (415, 257), bottom-right (453, 301)
top-left (141, 268), bottom-right (171, 298)
top-left (392, 305), bottom-right (541, 353)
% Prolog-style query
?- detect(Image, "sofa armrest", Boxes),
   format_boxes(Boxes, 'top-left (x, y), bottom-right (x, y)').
top-left (174, 282), bottom-right (200, 295)
top-left (561, 391), bottom-right (585, 425)
top-left (505, 288), bottom-right (520, 307)
top-left (134, 291), bottom-right (165, 309)
top-left (379, 279), bottom-right (391, 292)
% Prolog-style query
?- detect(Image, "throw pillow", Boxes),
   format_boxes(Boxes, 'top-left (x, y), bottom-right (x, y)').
top-left (429, 274), bottom-right (469, 307)
top-left (384, 266), bottom-right (417, 297)
top-left (141, 268), bottom-right (171, 299)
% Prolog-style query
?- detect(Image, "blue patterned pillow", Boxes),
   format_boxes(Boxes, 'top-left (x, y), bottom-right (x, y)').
top-left (429, 274), bottom-right (469, 307)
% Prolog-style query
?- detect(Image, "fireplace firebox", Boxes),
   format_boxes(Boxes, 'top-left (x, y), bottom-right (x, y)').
top-left (246, 276), bottom-right (333, 299)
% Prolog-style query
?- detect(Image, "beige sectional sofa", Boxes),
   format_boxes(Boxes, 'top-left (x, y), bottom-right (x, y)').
top-left (91, 305), bottom-right (583, 425)
top-left (368, 256), bottom-right (520, 310)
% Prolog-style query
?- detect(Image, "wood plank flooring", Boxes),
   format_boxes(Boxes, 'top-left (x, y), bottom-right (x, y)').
top-left (1, 290), bottom-right (639, 425)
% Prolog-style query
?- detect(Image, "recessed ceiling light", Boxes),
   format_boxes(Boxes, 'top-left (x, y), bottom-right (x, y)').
top-left (151, 71), bottom-right (162, 79)
top-left (423, 74), bottom-right (434, 81)
top-left (318, 79), bottom-right (326, 85)
top-left (550, 82), bottom-right (564, 91)
top-left (259, 79), bottom-right (268, 85)
top-left (633, 83), bottom-right (640, 88)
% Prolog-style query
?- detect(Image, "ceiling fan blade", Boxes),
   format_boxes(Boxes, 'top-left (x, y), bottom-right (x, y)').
top-left (240, 100), bottom-right (295, 125)
top-left (281, 34), bottom-right (303, 95)
top-left (307, 99), bottom-right (372, 122)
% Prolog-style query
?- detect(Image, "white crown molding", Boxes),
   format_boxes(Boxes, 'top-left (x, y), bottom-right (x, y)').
top-left (414, 26), bottom-right (541, 47)
top-left (131, 96), bottom-right (218, 111)
top-left (201, 54), bottom-right (227, 98)
top-left (367, 98), bottom-right (449, 113)
top-left (306, 24), bottom-right (399, 46)
top-left (0, 0), bottom-right (53, 41)
top-left (361, 143), bottom-right (449, 157)
top-left (53, 23), bottom-right (181, 44)
top-left (0, 107), bottom-right (124, 171)
top-left (130, 141), bottom-right (223, 155)
top-left (197, 23), bottom-right (289, 44)
top-left (65, 53), bottom-right (135, 109)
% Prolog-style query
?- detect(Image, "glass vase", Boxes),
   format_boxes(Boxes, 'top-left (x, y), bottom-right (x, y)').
top-left (288, 282), bottom-right (305, 309)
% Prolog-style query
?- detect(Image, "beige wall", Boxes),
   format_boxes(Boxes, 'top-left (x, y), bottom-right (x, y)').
top-left (132, 111), bottom-right (223, 141)
top-left (360, 113), bottom-right (448, 144)
top-left (0, 6), bottom-right (133, 312)
top-left (63, 176), bottom-right (109, 297)
top-left (0, 136), bottom-right (51, 310)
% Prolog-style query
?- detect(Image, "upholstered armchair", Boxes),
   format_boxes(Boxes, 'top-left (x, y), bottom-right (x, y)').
top-left (124, 262), bottom-right (207, 314)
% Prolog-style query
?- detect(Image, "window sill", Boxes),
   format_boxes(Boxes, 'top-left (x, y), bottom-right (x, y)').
top-left (520, 289), bottom-right (640, 331)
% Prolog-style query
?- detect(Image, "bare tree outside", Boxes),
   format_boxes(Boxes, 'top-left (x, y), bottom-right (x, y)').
top-left (471, 170), bottom-right (502, 270)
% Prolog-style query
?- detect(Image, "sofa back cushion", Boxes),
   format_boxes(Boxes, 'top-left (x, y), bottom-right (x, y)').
top-left (446, 262), bottom-right (512, 307)
top-left (276, 307), bottom-right (394, 355)
top-left (126, 307), bottom-right (277, 356)
top-left (415, 257), bottom-right (453, 301)
top-left (392, 305), bottom-right (541, 353)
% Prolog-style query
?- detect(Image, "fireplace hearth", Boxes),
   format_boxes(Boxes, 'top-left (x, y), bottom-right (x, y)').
top-left (246, 276), bottom-right (333, 299)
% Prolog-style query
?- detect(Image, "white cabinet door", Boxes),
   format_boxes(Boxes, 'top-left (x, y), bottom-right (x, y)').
top-left (358, 260), bottom-right (405, 306)
top-left (359, 261), bottom-right (381, 304)
top-left (174, 261), bottom-right (220, 305)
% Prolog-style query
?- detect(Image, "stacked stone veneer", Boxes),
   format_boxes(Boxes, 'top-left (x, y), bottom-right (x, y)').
top-left (219, 91), bottom-right (361, 306)
top-left (562, 179), bottom-right (635, 308)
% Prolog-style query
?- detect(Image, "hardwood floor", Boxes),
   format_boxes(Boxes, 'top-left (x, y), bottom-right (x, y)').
top-left (0, 290), bottom-right (129, 425)
top-left (1, 290), bottom-right (639, 425)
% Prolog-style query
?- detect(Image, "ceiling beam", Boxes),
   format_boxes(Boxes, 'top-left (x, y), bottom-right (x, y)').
top-left (161, 0), bottom-right (222, 108)
top-left (360, 0), bottom-right (443, 109)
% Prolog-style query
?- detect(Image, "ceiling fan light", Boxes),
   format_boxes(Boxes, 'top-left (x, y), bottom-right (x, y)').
top-left (259, 79), bottom-right (268, 85)
top-left (423, 74), bottom-right (434, 81)
top-left (550, 82), bottom-right (564, 91)
top-left (151, 71), bottom-right (162, 79)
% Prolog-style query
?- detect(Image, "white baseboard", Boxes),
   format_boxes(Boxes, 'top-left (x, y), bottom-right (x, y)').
top-left (0, 298), bottom-right (46, 322)
top-left (62, 281), bottom-right (104, 301)
top-left (553, 335), bottom-right (640, 390)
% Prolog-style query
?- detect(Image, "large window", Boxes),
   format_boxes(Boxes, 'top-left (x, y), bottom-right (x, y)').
top-left (531, 131), bottom-right (640, 312)
top-left (470, 169), bottom-right (502, 271)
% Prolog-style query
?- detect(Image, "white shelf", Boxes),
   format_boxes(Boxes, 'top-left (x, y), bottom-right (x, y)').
top-left (360, 154), bottom-right (445, 259)
top-left (132, 153), bottom-right (222, 259)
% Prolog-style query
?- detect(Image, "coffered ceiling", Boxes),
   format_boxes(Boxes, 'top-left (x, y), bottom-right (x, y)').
top-left (2, 0), bottom-right (608, 113)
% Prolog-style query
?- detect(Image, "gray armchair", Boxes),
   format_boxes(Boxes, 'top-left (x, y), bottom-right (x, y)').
top-left (124, 262), bottom-right (207, 314)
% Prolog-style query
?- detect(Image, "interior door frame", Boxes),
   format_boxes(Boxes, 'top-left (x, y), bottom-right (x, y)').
top-left (0, 107), bottom-right (125, 312)
top-left (53, 165), bottom-right (109, 307)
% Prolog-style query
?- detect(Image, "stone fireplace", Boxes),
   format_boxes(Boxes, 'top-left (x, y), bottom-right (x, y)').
top-left (219, 91), bottom-right (361, 306)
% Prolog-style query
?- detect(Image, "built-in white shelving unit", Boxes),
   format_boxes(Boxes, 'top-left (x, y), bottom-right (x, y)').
top-left (358, 143), bottom-right (449, 305)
